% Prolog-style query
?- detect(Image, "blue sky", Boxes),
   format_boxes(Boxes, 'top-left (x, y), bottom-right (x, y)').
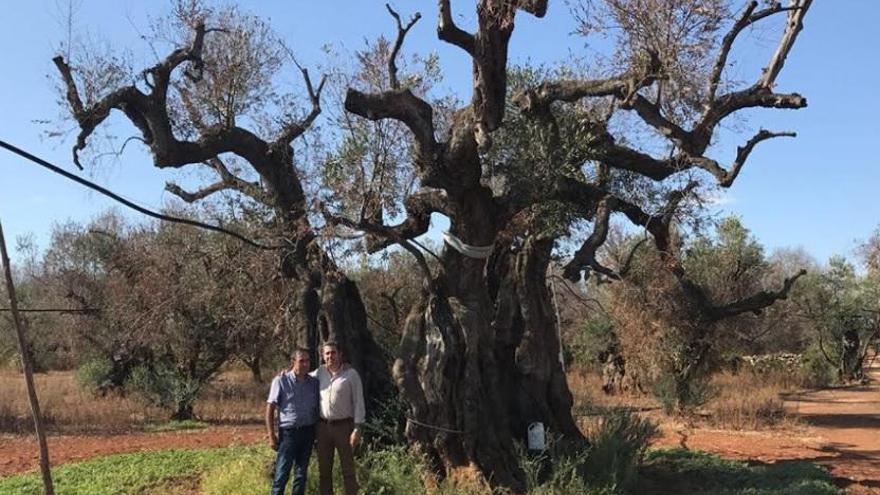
top-left (1, 1), bottom-right (878, 264)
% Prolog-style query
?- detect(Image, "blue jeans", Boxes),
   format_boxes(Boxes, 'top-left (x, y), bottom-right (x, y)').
top-left (270, 424), bottom-right (316, 495)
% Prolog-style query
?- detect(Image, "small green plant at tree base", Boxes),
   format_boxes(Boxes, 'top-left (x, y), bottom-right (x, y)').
top-left (583, 409), bottom-right (658, 492)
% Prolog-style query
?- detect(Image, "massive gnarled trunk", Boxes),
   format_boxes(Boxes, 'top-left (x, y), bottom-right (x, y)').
top-left (490, 237), bottom-right (583, 443)
top-left (393, 206), bottom-right (584, 491)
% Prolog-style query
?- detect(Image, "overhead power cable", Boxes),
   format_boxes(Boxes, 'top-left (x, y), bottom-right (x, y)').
top-left (0, 138), bottom-right (280, 250)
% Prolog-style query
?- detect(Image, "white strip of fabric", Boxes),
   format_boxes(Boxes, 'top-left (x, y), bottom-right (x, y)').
top-left (442, 231), bottom-right (494, 259)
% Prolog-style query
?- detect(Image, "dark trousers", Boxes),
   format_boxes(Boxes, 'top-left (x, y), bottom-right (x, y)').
top-left (271, 424), bottom-right (316, 495)
top-left (317, 418), bottom-right (358, 495)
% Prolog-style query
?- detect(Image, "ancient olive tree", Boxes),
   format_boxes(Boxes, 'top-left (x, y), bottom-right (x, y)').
top-left (331, 0), bottom-right (812, 488)
top-left (41, 214), bottom-right (155, 393)
top-left (52, 2), bottom-right (389, 400)
top-left (52, 0), bottom-right (816, 489)
top-left (596, 218), bottom-right (798, 407)
top-left (796, 255), bottom-right (880, 383)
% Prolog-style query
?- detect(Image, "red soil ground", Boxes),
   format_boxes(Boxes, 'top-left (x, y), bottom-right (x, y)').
top-left (653, 361), bottom-right (880, 495)
top-left (0, 425), bottom-right (265, 477)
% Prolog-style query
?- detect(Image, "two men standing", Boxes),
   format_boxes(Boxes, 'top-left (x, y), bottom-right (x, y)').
top-left (266, 343), bottom-right (365, 495)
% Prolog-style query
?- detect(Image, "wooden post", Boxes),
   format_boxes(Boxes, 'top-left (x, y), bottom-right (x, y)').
top-left (0, 220), bottom-right (55, 495)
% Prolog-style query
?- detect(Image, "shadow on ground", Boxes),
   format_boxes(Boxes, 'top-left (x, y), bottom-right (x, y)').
top-left (639, 449), bottom-right (842, 495)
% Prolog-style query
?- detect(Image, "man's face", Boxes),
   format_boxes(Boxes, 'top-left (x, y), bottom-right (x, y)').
top-left (322, 346), bottom-right (340, 368)
top-left (292, 353), bottom-right (311, 376)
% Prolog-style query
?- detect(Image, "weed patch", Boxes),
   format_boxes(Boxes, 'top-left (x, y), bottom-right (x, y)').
top-left (638, 449), bottom-right (841, 495)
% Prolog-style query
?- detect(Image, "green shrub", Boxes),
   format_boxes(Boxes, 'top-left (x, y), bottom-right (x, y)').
top-left (568, 317), bottom-right (617, 371)
top-left (126, 360), bottom-right (204, 420)
top-left (521, 448), bottom-right (616, 495)
top-left (200, 446), bottom-right (277, 495)
top-left (799, 345), bottom-right (836, 388)
top-left (583, 410), bottom-right (658, 492)
top-left (652, 373), bottom-right (716, 414)
top-left (75, 357), bottom-right (114, 392)
top-left (358, 445), bottom-right (429, 495)
top-left (362, 394), bottom-right (407, 447)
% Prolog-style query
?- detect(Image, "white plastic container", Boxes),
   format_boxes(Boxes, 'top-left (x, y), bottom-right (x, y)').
top-left (527, 422), bottom-right (546, 451)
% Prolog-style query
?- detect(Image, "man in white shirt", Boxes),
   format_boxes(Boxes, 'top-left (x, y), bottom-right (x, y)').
top-left (312, 341), bottom-right (365, 495)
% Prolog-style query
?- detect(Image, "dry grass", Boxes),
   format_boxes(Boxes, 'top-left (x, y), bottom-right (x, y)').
top-left (0, 368), bottom-right (266, 434)
top-left (703, 371), bottom-right (797, 430)
top-left (195, 369), bottom-right (265, 424)
top-left (568, 368), bottom-right (660, 410)
top-left (567, 368), bottom-right (663, 435)
top-left (0, 370), bottom-right (164, 434)
top-left (567, 367), bottom-right (800, 432)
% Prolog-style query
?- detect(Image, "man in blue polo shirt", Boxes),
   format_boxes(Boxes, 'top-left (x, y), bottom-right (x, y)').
top-left (266, 348), bottom-right (319, 495)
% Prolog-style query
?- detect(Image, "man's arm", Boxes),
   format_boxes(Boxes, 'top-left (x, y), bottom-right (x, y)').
top-left (351, 370), bottom-right (366, 426)
top-left (266, 377), bottom-right (281, 451)
top-left (266, 402), bottom-right (278, 451)
top-left (349, 370), bottom-right (366, 448)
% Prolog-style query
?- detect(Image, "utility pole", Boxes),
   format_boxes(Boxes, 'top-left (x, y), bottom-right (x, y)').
top-left (0, 220), bottom-right (54, 494)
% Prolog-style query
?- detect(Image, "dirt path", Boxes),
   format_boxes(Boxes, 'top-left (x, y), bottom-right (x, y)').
top-left (0, 425), bottom-right (264, 477)
top-left (654, 361), bottom-right (880, 495)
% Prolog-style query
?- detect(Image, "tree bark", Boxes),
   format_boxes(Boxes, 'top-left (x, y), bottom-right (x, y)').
top-left (245, 354), bottom-right (263, 384)
top-left (394, 217), bottom-right (584, 492)
top-left (171, 403), bottom-right (195, 421)
top-left (841, 328), bottom-right (862, 382)
top-left (489, 237), bottom-right (584, 444)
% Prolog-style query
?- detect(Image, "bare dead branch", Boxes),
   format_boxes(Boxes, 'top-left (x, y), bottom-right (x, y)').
top-left (625, 94), bottom-right (692, 150)
top-left (149, 22), bottom-right (208, 96)
top-left (320, 202), bottom-right (435, 283)
top-left (274, 52), bottom-right (327, 148)
top-left (344, 87), bottom-right (437, 161)
top-left (697, 88), bottom-right (806, 147)
top-left (760, 0), bottom-right (812, 89)
top-left (53, 56), bottom-right (147, 169)
top-left (165, 180), bottom-right (231, 203)
top-left (712, 269), bottom-right (807, 320)
top-left (563, 197), bottom-right (619, 282)
top-left (437, 0), bottom-right (475, 55)
top-left (386, 4), bottom-right (422, 90)
top-left (689, 129), bottom-right (796, 187)
top-left (53, 19), bottom-right (310, 219)
top-left (708, 1), bottom-right (800, 101)
top-left (515, 0), bottom-right (549, 17)
top-left (325, 189), bottom-right (448, 254)
top-left (514, 51), bottom-right (660, 114)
